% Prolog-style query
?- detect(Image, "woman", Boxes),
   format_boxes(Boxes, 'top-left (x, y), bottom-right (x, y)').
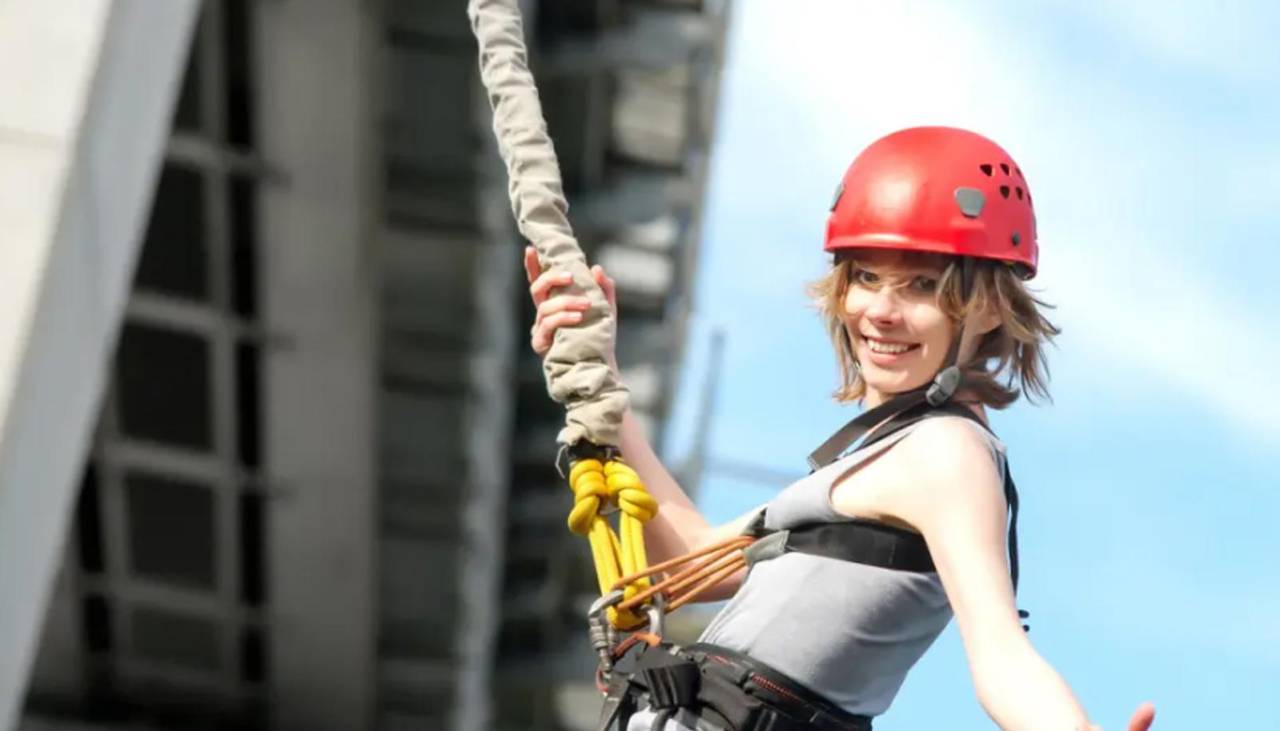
top-left (524, 127), bottom-right (1155, 731)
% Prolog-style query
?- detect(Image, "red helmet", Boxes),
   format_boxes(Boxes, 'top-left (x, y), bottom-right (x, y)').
top-left (825, 127), bottom-right (1038, 278)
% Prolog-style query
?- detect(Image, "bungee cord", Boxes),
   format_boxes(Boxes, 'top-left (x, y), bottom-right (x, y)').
top-left (467, 0), bottom-right (663, 632)
top-left (466, 0), bottom-right (625, 449)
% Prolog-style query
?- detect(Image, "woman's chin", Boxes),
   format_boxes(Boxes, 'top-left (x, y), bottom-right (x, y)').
top-left (863, 372), bottom-right (931, 399)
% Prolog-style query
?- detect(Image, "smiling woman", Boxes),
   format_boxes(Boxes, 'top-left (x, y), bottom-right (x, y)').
top-left (525, 126), bottom-right (1156, 731)
top-left (808, 249), bottom-right (1060, 409)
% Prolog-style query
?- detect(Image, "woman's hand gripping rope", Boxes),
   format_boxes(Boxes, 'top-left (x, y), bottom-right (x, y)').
top-left (526, 249), bottom-right (756, 633)
top-left (525, 246), bottom-right (618, 369)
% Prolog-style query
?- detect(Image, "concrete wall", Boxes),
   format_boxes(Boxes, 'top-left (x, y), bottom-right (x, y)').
top-left (255, 1), bottom-right (379, 728)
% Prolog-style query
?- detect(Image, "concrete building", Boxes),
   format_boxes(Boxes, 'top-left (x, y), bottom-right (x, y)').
top-left (6, 1), bottom-right (729, 730)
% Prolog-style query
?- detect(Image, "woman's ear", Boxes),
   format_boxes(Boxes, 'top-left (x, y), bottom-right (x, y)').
top-left (969, 300), bottom-right (1002, 337)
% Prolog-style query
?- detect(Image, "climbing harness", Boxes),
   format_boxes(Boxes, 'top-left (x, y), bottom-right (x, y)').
top-left (592, 403), bottom-right (1027, 730)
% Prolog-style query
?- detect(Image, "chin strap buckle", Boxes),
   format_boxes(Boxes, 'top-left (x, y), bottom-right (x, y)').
top-left (926, 365), bottom-right (962, 406)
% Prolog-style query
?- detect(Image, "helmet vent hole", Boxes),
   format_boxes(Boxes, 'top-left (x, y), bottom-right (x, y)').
top-left (1000, 163), bottom-right (1011, 175)
top-left (979, 164), bottom-right (994, 177)
top-left (999, 185), bottom-right (1010, 199)
top-left (1015, 187), bottom-right (1024, 200)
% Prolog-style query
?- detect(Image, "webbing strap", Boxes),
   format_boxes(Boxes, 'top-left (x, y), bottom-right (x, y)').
top-left (806, 388), bottom-right (930, 470)
top-left (782, 519), bottom-right (935, 573)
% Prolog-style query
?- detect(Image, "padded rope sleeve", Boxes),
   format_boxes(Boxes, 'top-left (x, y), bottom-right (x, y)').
top-left (468, 0), bottom-right (629, 447)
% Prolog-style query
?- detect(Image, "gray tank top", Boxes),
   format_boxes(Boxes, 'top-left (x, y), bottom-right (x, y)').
top-left (627, 417), bottom-right (1007, 730)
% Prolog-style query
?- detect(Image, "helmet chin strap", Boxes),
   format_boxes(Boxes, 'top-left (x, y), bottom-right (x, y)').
top-left (807, 258), bottom-right (976, 470)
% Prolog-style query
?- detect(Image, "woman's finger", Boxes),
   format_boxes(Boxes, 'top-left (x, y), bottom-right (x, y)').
top-left (592, 265), bottom-right (617, 311)
top-left (528, 267), bottom-right (574, 306)
top-left (531, 310), bottom-right (585, 355)
top-left (534, 294), bottom-right (591, 327)
top-left (1127, 703), bottom-right (1155, 731)
top-left (523, 246), bottom-right (540, 284)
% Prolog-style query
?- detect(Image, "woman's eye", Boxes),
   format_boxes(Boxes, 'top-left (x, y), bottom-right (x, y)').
top-left (910, 276), bottom-right (938, 293)
top-left (853, 269), bottom-right (880, 286)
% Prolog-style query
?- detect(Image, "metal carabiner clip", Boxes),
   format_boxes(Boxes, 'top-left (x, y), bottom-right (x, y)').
top-left (645, 594), bottom-right (666, 642)
top-left (587, 589), bottom-right (625, 674)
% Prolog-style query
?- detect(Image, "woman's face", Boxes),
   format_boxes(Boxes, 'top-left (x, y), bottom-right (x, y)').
top-left (840, 250), bottom-right (957, 406)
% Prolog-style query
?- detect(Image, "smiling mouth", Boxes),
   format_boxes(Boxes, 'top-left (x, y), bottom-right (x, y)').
top-left (863, 337), bottom-right (920, 355)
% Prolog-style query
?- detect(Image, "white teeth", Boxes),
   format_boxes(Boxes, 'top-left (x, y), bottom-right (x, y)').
top-left (866, 339), bottom-right (913, 354)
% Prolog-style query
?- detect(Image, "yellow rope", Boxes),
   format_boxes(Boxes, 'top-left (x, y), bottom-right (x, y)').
top-left (567, 457), bottom-right (658, 629)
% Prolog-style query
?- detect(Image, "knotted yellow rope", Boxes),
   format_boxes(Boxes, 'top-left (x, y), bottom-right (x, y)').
top-left (568, 457), bottom-right (657, 629)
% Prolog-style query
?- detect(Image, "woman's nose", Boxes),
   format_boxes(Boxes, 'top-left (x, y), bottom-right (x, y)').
top-left (864, 286), bottom-right (902, 324)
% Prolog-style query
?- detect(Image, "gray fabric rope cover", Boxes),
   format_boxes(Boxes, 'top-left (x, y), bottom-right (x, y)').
top-left (468, 0), bottom-right (629, 448)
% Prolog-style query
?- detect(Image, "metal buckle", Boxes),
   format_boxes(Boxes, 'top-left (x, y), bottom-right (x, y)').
top-left (742, 531), bottom-right (788, 566)
top-left (926, 365), bottom-right (961, 406)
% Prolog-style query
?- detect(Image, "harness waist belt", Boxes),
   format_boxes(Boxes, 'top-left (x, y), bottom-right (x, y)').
top-left (623, 643), bottom-right (873, 731)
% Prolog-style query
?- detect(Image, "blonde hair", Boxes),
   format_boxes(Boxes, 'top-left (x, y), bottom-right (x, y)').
top-left (807, 251), bottom-right (1061, 408)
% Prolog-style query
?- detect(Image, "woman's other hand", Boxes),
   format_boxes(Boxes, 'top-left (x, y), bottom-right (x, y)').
top-left (522, 246), bottom-right (618, 366)
top-left (1086, 702), bottom-right (1156, 731)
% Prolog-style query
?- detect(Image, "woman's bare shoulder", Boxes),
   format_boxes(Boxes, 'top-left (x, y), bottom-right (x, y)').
top-left (893, 416), bottom-right (1005, 502)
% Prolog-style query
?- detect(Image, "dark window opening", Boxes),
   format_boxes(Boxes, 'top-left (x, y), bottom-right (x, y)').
top-left (116, 324), bottom-right (213, 451)
top-left (173, 35), bottom-right (203, 133)
top-left (236, 342), bottom-right (261, 469)
top-left (76, 464), bottom-right (106, 575)
top-left (130, 606), bottom-right (222, 671)
top-left (223, 0), bottom-right (255, 147)
top-left (241, 626), bottom-right (266, 684)
top-left (239, 491), bottom-right (265, 606)
top-left (135, 165), bottom-right (209, 303)
top-left (125, 472), bottom-right (217, 590)
top-left (999, 185), bottom-right (1010, 199)
top-left (83, 596), bottom-right (113, 653)
top-left (979, 163), bottom-right (993, 176)
top-left (1000, 162), bottom-right (1010, 175)
top-left (230, 176), bottom-right (259, 319)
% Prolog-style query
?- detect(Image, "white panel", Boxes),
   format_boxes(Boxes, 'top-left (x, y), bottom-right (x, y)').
top-left (0, 1), bottom-right (111, 139)
top-left (0, 139), bottom-right (66, 436)
top-left (0, 2), bottom-right (200, 727)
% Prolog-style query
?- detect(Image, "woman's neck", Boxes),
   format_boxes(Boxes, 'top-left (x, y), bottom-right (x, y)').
top-left (862, 387), bottom-right (988, 424)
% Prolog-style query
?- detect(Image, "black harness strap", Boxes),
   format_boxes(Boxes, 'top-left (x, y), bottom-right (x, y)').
top-left (756, 519), bottom-right (936, 573)
top-left (607, 643), bottom-right (873, 731)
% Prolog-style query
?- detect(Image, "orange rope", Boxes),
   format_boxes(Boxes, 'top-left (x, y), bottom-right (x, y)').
top-left (611, 535), bottom-right (756, 615)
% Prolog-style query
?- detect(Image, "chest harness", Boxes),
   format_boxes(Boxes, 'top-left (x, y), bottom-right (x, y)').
top-left (592, 400), bottom-right (1027, 731)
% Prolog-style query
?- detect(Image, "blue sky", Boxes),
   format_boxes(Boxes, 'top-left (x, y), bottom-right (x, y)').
top-left (660, 2), bottom-right (1280, 728)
